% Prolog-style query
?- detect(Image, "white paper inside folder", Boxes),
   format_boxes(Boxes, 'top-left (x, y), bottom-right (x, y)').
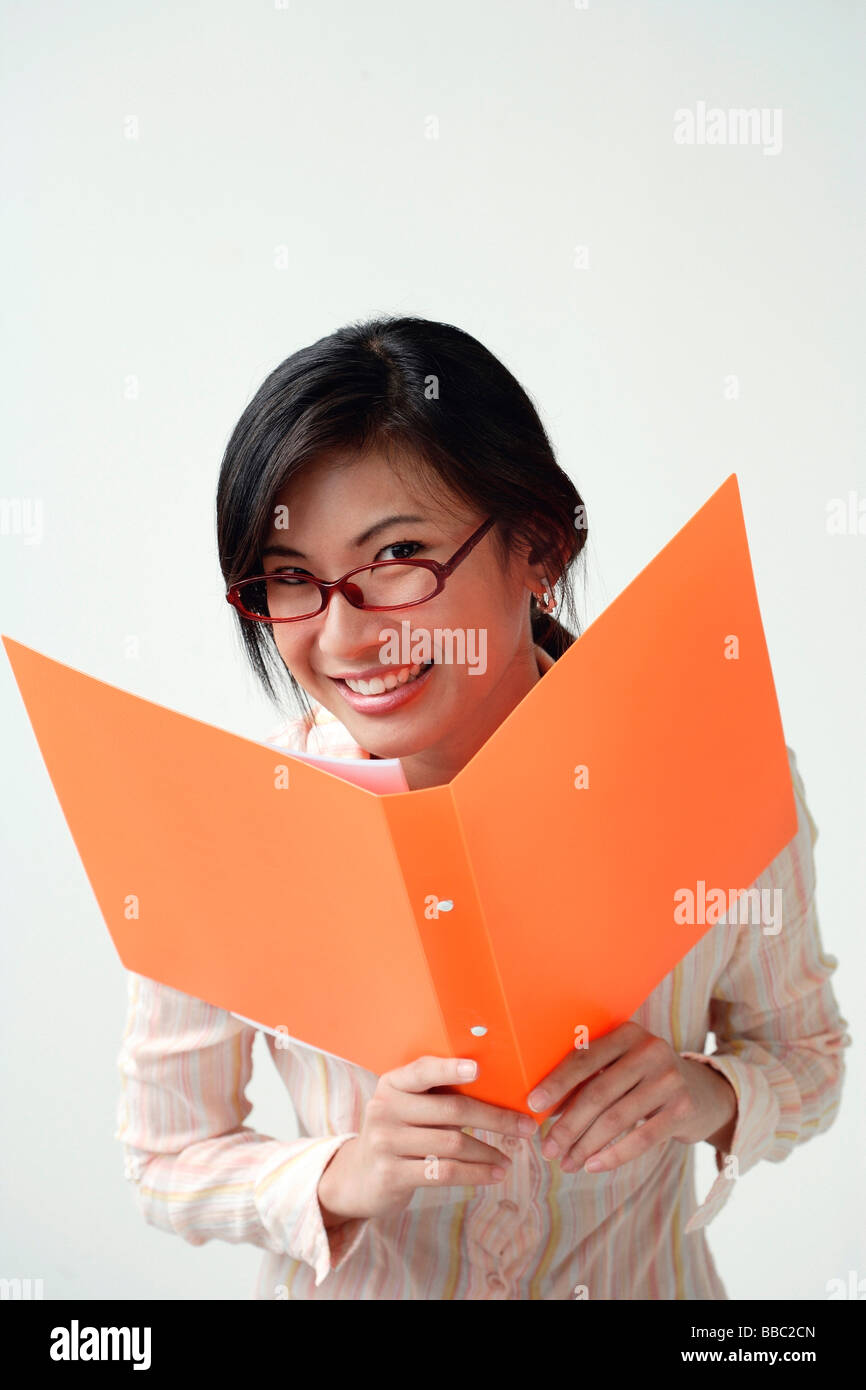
top-left (259, 740), bottom-right (410, 793)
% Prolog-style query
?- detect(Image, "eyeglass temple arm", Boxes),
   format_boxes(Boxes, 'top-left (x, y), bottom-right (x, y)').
top-left (439, 516), bottom-right (496, 576)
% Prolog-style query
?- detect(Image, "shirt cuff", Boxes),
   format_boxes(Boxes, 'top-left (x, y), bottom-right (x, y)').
top-left (255, 1134), bottom-right (372, 1287)
top-left (679, 1051), bottom-right (783, 1234)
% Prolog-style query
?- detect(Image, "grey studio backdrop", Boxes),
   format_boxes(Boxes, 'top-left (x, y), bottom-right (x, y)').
top-left (1, 0), bottom-right (863, 1300)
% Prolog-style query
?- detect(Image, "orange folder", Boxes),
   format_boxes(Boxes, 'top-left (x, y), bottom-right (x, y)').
top-left (2, 474), bottom-right (797, 1120)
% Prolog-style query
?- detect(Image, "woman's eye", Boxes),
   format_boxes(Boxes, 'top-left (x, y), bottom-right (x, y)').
top-left (380, 540), bottom-right (424, 561)
top-left (268, 569), bottom-right (311, 585)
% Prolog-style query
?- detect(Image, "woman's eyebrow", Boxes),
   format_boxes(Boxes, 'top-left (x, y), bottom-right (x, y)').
top-left (261, 513), bottom-right (428, 560)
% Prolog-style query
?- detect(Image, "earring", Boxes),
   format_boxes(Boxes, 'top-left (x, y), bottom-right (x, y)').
top-left (536, 575), bottom-right (557, 615)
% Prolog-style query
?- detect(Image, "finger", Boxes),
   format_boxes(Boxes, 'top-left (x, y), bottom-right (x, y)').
top-left (402, 1155), bottom-right (511, 1191)
top-left (543, 1062), bottom-right (645, 1157)
top-left (559, 1074), bottom-right (679, 1171)
top-left (385, 1055), bottom-right (483, 1096)
top-left (386, 1080), bottom-right (539, 1140)
top-left (577, 1110), bottom-right (673, 1174)
top-left (383, 1125), bottom-right (514, 1169)
top-left (527, 1021), bottom-right (644, 1112)
top-left (543, 1037), bottom-right (669, 1154)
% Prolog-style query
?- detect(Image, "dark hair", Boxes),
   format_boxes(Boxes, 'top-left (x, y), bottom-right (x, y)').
top-left (216, 314), bottom-right (589, 722)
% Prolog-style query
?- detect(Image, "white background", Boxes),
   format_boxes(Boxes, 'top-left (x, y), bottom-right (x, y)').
top-left (1, 0), bottom-right (863, 1299)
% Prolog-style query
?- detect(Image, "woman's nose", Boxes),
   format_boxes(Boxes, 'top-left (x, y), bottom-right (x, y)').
top-left (316, 585), bottom-right (386, 653)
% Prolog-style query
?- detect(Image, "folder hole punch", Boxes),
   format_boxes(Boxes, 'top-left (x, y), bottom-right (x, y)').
top-left (470, 1025), bottom-right (488, 1036)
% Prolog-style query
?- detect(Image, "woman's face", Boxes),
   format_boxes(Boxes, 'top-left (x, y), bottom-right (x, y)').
top-left (262, 452), bottom-right (549, 787)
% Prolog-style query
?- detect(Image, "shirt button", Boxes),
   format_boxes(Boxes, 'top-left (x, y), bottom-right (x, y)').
top-left (487, 1274), bottom-right (506, 1292)
top-left (501, 1136), bottom-right (519, 1151)
top-left (500, 1199), bottom-right (518, 1212)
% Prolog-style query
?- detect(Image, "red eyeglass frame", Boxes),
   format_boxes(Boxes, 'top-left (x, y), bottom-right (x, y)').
top-left (226, 515), bottom-right (497, 623)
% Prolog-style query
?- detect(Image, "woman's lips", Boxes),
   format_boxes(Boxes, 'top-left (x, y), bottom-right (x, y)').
top-left (330, 661), bottom-right (435, 715)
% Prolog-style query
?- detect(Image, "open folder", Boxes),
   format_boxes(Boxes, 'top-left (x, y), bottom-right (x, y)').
top-left (2, 474), bottom-right (797, 1120)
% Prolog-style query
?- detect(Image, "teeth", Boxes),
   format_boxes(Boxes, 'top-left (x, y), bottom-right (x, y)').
top-left (345, 662), bottom-right (431, 696)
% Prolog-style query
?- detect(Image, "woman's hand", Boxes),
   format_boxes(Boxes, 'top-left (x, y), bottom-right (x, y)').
top-left (526, 1021), bottom-right (738, 1174)
top-left (318, 1055), bottom-right (538, 1223)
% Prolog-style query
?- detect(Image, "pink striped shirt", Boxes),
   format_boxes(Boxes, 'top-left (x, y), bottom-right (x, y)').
top-left (114, 647), bottom-right (850, 1298)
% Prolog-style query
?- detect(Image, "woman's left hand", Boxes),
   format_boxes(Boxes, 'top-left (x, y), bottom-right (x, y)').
top-left (526, 1021), bottom-right (738, 1173)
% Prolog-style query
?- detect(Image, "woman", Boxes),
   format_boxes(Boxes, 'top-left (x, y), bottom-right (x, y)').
top-left (115, 315), bottom-right (849, 1299)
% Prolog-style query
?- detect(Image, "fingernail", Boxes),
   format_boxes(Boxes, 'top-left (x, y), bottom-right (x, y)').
top-left (518, 1116), bottom-right (538, 1137)
top-left (457, 1060), bottom-right (477, 1078)
top-left (584, 1156), bottom-right (603, 1172)
top-left (542, 1137), bottom-right (560, 1158)
top-left (491, 1165), bottom-right (507, 1180)
top-left (527, 1089), bottom-right (549, 1111)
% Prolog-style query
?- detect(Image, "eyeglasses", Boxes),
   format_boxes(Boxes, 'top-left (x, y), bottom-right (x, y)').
top-left (226, 515), bottom-right (496, 623)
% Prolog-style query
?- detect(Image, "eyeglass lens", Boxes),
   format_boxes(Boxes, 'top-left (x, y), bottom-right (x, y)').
top-left (238, 562), bottom-right (440, 620)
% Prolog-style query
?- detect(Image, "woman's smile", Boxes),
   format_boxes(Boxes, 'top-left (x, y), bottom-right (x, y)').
top-left (330, 658), bottom-right (435, 714)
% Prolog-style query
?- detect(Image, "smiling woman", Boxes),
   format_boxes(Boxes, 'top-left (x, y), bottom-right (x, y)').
top-left (114, 315), bottom-right (848, 1302)
top-left (216, 315), bottom-right (586, 787)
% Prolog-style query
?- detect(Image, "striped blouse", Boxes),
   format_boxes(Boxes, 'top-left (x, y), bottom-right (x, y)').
top-left (114, 646), bottom-right (850, 1299)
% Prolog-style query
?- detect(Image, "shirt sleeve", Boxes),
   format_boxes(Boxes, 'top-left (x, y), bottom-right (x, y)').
top-left (114, 970), bottom-right (372, 1287)
top-left (681, 745), bottom-right (851, 1234)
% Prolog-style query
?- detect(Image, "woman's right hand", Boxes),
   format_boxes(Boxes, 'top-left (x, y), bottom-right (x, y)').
top-left (317, 1055), bottom-right (538, 1223)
